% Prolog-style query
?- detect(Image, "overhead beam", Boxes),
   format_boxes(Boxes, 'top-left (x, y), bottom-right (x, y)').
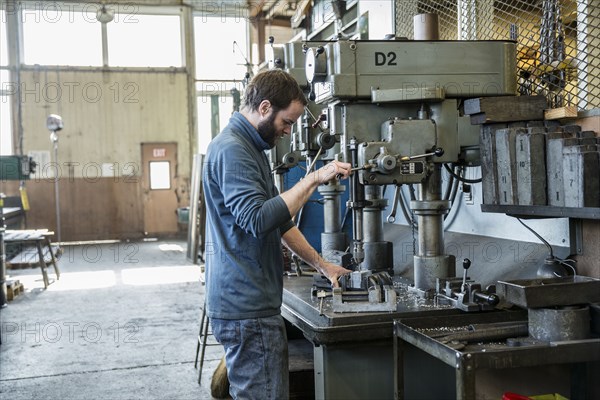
top-left (247, 0), bottom-right (269, 18)
top-left (268, 16), bottom-right (293, 27)
top-left (55, 0), bottom-right (185, 6)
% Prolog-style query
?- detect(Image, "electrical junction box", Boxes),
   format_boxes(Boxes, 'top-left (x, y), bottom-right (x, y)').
top-left (0, 156), bottom-right (35, 180)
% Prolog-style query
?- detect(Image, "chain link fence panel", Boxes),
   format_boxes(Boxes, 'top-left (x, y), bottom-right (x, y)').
top-left (396, 0), bottom-right (599, 110)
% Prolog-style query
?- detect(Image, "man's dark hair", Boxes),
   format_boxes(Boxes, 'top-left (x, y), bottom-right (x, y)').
top-left (243, 69), bottom-right (307, 112)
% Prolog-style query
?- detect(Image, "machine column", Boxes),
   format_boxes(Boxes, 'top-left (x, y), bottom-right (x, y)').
top-left (411, 166), bottom-right (454, 292)
top-left (362, 185), bottom-right (393, 272)
top-left (347, 138), bottom-right (366, 264)
top-left (319, 182), bottom-right (346, 256)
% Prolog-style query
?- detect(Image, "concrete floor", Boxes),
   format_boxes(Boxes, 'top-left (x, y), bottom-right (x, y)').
top-left (0, 239), bottom-right (225, 400)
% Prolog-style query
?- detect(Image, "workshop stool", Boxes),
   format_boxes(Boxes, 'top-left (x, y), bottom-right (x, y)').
top-left (194, 301), bottom-right (220, 385)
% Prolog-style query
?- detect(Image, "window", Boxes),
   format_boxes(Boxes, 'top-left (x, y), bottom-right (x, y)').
top-left (0, 70), bottom-right (10, 90)
top-left (0, 7), bottom-right (11, 155)
top-left (194, 16), bottom-right (249, 80)
top-left (22, 7), bottom-right (102, 66)
top-left (20, 7), bottom-right (183, 68)
top-left (1, 10), bottom-right (8, 66)
top-left (195, 15), bottom-right (248, 153)
top-left (149, 161), bottom-right (171, 190)
top-left (0, 95), bottom-right (12, 156)
top-left (0, 76), bottom-right (13, 156)
top-left (197, 96), bottom-right (236, 155)
top-left (196, 81), bottom-right (241, 154)
top-left (359, 1), bottom-right (394, 40)
top-left (107, 14), bottom-right (182, 67)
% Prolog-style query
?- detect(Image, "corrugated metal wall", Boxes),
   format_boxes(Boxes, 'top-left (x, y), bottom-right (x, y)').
top-left (17, 69), bottom-right (191, 240)
top-left (20, 69), bottom-right (190, 175)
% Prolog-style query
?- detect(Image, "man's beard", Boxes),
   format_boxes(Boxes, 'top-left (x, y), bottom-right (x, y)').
top-left (257, 112), bottom-right (279, 149)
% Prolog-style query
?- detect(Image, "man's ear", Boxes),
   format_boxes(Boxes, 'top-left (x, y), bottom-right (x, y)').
top-left (259, 100), bottom-right (271, 116)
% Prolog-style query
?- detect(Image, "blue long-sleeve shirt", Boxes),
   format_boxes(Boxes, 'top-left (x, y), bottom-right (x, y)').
top-left (203, 112), bottom-right (295, 320)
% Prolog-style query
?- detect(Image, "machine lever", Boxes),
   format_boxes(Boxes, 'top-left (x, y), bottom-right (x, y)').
top-left (387, 186), bottom-right (401, 223)
top-left (350, 163), bottom-right (375, 172)
top-left (316, 290), bottom-right (330, 316)
top-left (461, 258), bottom-right (471, 288)
top-left (311, 113), bottom-right (327, 129)
top-left (399, 147), bottom-right (444, 161)
top-left (335, 164), bottom-right (375, 180)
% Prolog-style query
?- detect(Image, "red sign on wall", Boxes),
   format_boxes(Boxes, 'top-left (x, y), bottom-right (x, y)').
top-left (153, 148), bottom-right (167, 158)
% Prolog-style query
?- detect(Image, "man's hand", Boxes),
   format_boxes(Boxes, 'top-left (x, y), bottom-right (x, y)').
top-left (281, 227), bottom-right (351, 289)
top-left (314, 160), bottom-right (352, 184)
top-left (281, 160), bottom-right (352, 218)
top-left (320, 262), bottom-right (352, 288)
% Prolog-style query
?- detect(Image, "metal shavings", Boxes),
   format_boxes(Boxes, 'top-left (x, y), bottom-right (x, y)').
top-left (417, 325), bottom-right (471, 336)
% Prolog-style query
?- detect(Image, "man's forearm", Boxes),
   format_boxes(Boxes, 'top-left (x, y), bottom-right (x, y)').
top-left (282, 226), bottom-right (351, 288)
top-left (279, 161), bottom-right (351, 218)
top-left (281, 225), bottom-right (325, 272)
top-left (279, 172), bottom-right (320, 218)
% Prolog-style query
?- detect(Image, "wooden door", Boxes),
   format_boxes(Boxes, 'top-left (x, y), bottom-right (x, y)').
top-left (141, 143), bottom-right (178, 235)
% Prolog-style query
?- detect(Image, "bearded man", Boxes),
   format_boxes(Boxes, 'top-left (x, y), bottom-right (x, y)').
top-left (203, 69), bottom-right (351, 399)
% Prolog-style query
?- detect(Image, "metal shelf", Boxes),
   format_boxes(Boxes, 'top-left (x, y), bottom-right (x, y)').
top-left (480, 204), bottom-right (600, 219)
top-left (394, 311), bottom-right (600, 399)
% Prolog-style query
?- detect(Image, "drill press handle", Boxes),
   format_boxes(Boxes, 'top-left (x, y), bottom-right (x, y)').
top-left (461, 258), bottom-right (471, 288)
top-left (399, 147), bottom-right (444, 161)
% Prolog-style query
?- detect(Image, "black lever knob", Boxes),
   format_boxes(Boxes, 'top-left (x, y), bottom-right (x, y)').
top-left (308, 86), bottom-right (316, 102)
top-left (463, 258), bottom-right (471, 270)
top-left (434, 147), bottom-right (444, 157)
top-left (461, 258), bottom-right (471, 288)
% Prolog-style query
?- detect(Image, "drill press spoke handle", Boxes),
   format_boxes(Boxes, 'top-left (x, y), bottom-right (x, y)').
top-left (399, 147), bottom-right (444, 162)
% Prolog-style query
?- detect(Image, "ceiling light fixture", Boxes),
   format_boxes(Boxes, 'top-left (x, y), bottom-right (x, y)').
top-left (96, 4), bottom-right (115, 23)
